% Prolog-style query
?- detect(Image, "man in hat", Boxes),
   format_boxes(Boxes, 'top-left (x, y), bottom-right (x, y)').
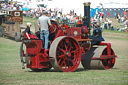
top-left (37, 11), bottom-right (52, 50)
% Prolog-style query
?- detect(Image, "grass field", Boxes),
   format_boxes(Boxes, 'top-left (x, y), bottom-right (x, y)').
top-left (0, 17), bottom-right (128, 85)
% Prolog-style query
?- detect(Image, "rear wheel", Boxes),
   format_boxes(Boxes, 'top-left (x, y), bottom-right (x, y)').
top-left (15, 32), bottom-right (21, 42)
top-left (0, 31), bottom-right (3, 37)
top-left (49, 36), bottom-right (81, 72)
top-left (0, 26), bottom-right (4, 37)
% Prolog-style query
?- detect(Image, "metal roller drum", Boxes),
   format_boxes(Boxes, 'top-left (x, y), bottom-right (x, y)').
top-left (81, 45), bottom-right (115, 69)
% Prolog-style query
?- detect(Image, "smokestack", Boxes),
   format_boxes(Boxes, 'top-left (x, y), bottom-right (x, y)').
top-left (83, 2), bottom-right (91, 34)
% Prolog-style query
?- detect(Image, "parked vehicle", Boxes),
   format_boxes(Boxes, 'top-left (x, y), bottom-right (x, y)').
top-left (0, 9), bottom-right (23, 41)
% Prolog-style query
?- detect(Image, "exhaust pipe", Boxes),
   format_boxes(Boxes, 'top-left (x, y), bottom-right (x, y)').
top-left (83, 2), bottom-right (91, 35)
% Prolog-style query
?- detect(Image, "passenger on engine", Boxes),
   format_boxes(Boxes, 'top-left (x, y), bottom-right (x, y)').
top-left (24, 22), bottom-right (38, 39)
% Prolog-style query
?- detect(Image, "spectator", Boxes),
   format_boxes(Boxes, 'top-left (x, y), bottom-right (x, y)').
top-left (104, 19), bottom-right (108, 30)
top-left (108, 19), bottom-right (112, 30)
top-left (101, 11), bottom-right (104, 18)
top-left (125, 19), bottom-right (128, 32)
top-left (111, 26), bottom-right (114, 30)
top-left (66, 14), bottom-right (70, 23)
top-left (120, 15), bottom-right (124, 24)
top-left (114, 12), bottom-right (116, 19)
top-left (70, 15), bottom-right (73, 23)
top-left (124, 11), bottom-right (127, 16)
top-left (107, 12), bottom-right (110, 18)
top-left (118, 14), bottom-right (121, 23)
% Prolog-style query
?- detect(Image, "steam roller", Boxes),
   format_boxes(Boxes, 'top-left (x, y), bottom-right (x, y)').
top-left (19, 2), bottom-right (117, 72)
top-left (81, 45), bottom-right (116, 69)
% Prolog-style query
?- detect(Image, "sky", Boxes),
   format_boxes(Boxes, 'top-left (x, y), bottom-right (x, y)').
top-left (54, 0), bottom-right (128, 8)
top-left (87, 0), bottom-right (128, 8)
top-left (14, 0), bottom-right (128, 8)
top-left (46, 0), bottom-right (128, 15)
top-left (41, 0), bottom-right (128, 10)
top-left (15, 0), bottom-right (128, 15)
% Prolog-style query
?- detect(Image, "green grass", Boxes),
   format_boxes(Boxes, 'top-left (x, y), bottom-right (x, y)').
top-left (23, 16), bottom-right (37, 26)
top-left (0, 17), bottom-right (128, 85)
top-left (102, 29), bottom-right (128, 40)
top-left (0, 34), bottom-right (128, 85)
top-left (103, 29), bottom-right (128, 35)
top-left (90, 29), bottom-right (128, 40)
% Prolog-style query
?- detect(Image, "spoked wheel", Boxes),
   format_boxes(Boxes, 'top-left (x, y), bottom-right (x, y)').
top-left (49, 36), bottom-right (81, 72)
top-left (101, 48), bottom-right (115, 69)
top-left (0, 26), bottom-right (4, 37)
top-left (49, 20), bottom-right (58, 34)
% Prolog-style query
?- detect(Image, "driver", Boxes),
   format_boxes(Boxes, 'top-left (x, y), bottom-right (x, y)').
top-left (37, 11), bottom-right (52, 51)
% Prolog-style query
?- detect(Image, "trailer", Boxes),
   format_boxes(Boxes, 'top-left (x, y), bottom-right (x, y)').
top-left (0, 9), bottom-right (23, 41)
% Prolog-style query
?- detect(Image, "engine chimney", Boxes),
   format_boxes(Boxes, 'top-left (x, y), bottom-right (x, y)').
top-left (83, 2), bottom-right (91, 34)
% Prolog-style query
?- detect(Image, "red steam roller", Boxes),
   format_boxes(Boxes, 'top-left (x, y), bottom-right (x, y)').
top-left (20, 2), bottom-right (117, 72)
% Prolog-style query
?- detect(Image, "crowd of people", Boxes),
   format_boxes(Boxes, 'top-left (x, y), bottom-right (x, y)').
top-left (0, 2), bottom-right (22, 10)
top-left (115, 13), bottom-right (128, 32)
top-left (0, 2), bottom-right (128, 32)
top-left (0, 2), bottom-right (82, 26)
top-left (91, 11), bottom-right (128, 32)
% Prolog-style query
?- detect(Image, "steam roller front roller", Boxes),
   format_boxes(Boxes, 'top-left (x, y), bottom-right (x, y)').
top-left (49, 36), bottom-right (81, 72)
top-left (81, 46), bottom-right (116, 69)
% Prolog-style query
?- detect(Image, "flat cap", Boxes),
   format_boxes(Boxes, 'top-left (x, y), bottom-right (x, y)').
top-left (26, 22), bottom-right (32, 26)
top-left (43, 11), bottom-right (48, 14)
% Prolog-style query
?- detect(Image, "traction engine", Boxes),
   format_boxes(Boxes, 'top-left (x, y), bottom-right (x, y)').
top-left (20, 2), bottom-right (117, 72)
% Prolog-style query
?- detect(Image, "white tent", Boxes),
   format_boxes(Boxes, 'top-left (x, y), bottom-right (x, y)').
top-left (103, 2), bottom-right (128, 8)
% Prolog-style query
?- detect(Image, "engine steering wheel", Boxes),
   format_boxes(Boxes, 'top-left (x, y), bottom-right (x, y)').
top-left (49, 24), bottom-right (57, 34)
top-left (49, 20), bottom-right (59, 34)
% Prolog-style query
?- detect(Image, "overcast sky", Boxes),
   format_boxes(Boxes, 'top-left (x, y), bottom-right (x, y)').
top-left (49, 0), bottom-right (128, 15)
top-left (88, 0), bottom-right (128, 7)
top-left (15, 0), bottom-right (128, 15)
top-left (15, 0), bottom-right (128, 8)
top-left (44, 0), bottom-right (128, 8)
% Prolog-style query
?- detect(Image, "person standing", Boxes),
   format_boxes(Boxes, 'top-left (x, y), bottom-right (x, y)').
top-left (107, 12), bottom-right (110, 18)
top-left (108, 19), bottom-right (112, 30)
top-left (124, 10), bottom-right (127, 16)
top-left (118, 14), bottom-right (121, 23)
top-left (125, 18), bottom-right (128, 32)
top-left (114, 12), bottom-right (116, 19)
top-left (38, 11), bottom-right (52, 50)
top-left (104, 19), bottom-right (108, 30)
